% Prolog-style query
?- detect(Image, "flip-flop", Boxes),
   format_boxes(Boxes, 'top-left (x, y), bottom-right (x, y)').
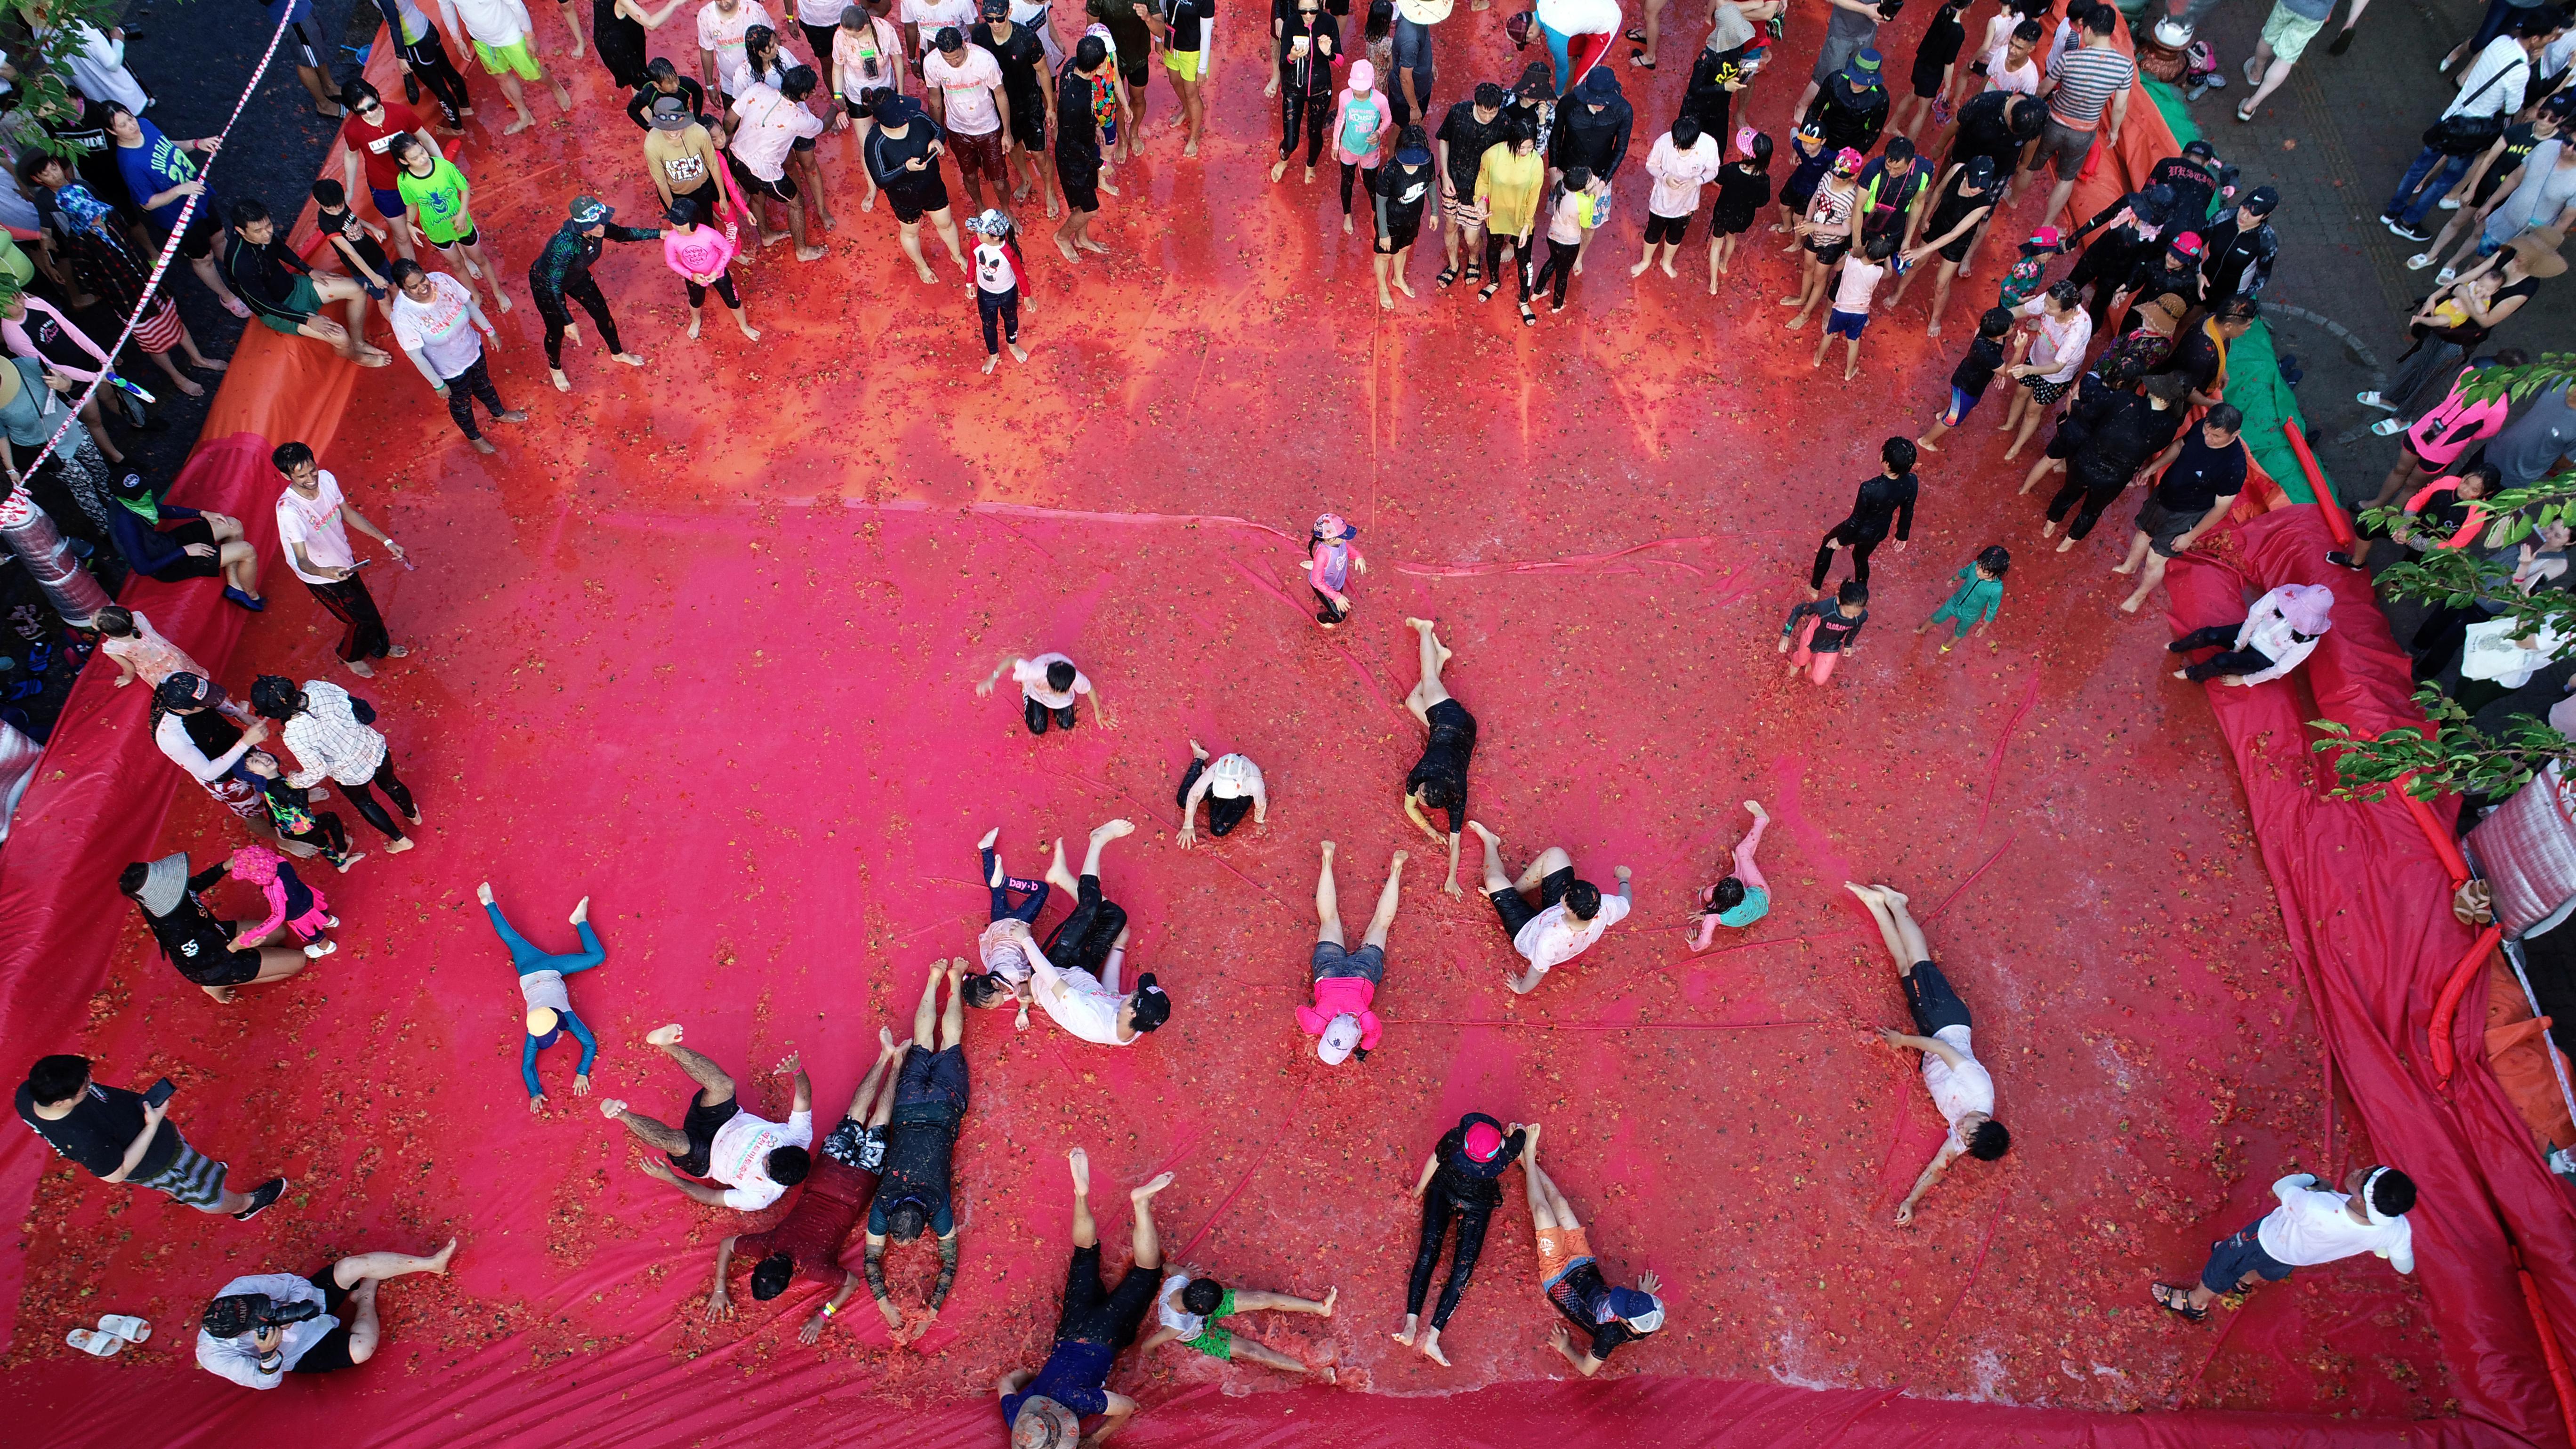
top-left (2235, 101), bottom-right (2256, 122)
top-left (65, 1329), bottom-right (123, 1357)
top-left (97, 1315), bottom-right (150, 1343)
top-left (1623, 26), bottom-right (1646, 41)
top-left (1629, 54), bottom-right (1656, 68)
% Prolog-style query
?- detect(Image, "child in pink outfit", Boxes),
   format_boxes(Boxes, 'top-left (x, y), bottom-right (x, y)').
top-left (1332, 59), bottom-right (1393, 235)
top-left (225, 843), bottom-right (339, 958)
top-left (1690, 801), bottom-right (1772, 947)
top-left (1302, 511), bottom-right (1367, 626)
top-left (660, 196), bottom-right (758, 341)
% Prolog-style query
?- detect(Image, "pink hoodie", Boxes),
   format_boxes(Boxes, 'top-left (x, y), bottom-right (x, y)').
top-left (226, 843), bottom-right (330, 945)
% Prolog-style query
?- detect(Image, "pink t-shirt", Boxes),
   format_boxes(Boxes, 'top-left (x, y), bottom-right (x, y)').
top-left (1832, 256), bottom-right (1888, 314)
top-left (1295, 974), bottom-right (1382, 1050)
top-left (663, 224), bottom-right (738, 279)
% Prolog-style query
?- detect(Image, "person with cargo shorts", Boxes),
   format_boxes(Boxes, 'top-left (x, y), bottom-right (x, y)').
top-left (1298, 839), bottom-right (1404, 1064)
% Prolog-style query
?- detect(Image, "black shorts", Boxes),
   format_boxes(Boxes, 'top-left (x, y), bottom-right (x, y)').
top-left (726, 150), bottom-right (800, 203)
top-left (1644, 210), bottom-right (1691, 245)
top-left (1054, 1242), bottom-right (1160, 1350)
top-left (892, 1043), bottom-right (970, 1124)
top-left (885, 176), bottom-right (949, 223)
top-left (1938, 225), bottom-right (1980, 264)
top-left (147, 518), bottom-right (224, 581)
top-left (429, 225), bottom-right (483, 251)
top-left (799, 20), bottom-right (841, 66)
top-left (289, 1264), bottom-right (358, 1374)
top-left (668, 1091), bottom-right (740, 1178)
top-left (1116, 54), bottom-right (1149, 93)
top-left (177, 213), bottom-right (221, 261)
top-left (2135, 498), bottom-right (2201, 557)
top-left (1059, 166), bottom-right (1100, 213)
top-left (187, 924), bottom-right (266, 986)
top-left (1007, 93), bottom-right (1048, 151)
top-left (1489, 865), bottom-right (1576, 942)
top-left (1902, 959), bottom-right (1973, 1037)
top-left (1908, 61), bottom-right (1946, 100)
top-left (1376, 210), bottom-right (1424, 253)
top-left (1805, 234), bottom-right (1851, 266)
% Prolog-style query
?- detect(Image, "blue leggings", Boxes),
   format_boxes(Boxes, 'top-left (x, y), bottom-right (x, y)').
top-left (485, 901), bottom-right (606, 976)
top-left (1543, 22), bottom-right (1571, 94)
top-left (983, 846), bottom-right (1050, 924)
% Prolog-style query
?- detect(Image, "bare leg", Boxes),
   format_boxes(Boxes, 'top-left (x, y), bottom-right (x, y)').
top-left (1079, 817), bottom-right (1135, 877)
top-left (1230, 1287), bottom-right (1336, 1314)
top-left (644, 1024), bottom-right (736, 1102)
top-left (1068, 1147), bottom-right (1097, 1248)
top-left (1843, 882), bottom-right (1908, 965)
top-left (1879, 886), bottom-right (1930, 964)
top-left (1100, 926), bottom-right (1131, 993)
top-left (1521, 1120), bottom-right (1556, 1226)
top-left (911, 966), bottom-right (942, 1048)
top-left (2120, 552), bottom-right (2172, 614)
top-left (1515, 845), bottom-right (1572, 892)
top-left (940, 957), bottom-right (966, 1051)
top-left (1316, 839), bottom-right (1345, 947)
top-left (333, 1239), bottom-right (457, 1365)
top-left (1129, 1169), bottom-right (1173, 1270)
top-left (1228, 1336), bottom-right (1320, 1374)
top-left (1045, 836), bottom-right (1079, 894)
top-left (1468, 820), bottom-right (1511, 893)
top-left (1361, 852), bottom-right (1407, 950)
top-left (845, 1029), bottom-right (902, 1121)
top-left (1403, 616), bottom-right (1453, 723)
top-left (605, 1106), bottom-right (691, 1154)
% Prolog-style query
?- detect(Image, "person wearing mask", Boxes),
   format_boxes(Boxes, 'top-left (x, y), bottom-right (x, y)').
top-left (1433, 81), bottom-right (1506, 287)
top-left (528, 195), bottom-right (661, 391)
top-left (2153, 1167), bottom-right (2417, 1321)
top-left (118, 853), bottom-right (312, 1002)
top-left (1517, 1125), bottom-right (1667, 1375)
top-left (17, 1053), bottom-right (288, 1218)
top-left (1848, 882), bottom-right (2011, 1225)
top-left (1393, 1112), bottom-right (1526, 1366)
top-left (604, 1023), bottom-right (813, 1209)
top-left (1373, 124), bottom-right (1437, 305)
top-left (271, 442), bottom-right (412, 676)
top-left (1466, 822), bottom-right (1631, 994)
top-left (248, 674), bottom-right (423, 850)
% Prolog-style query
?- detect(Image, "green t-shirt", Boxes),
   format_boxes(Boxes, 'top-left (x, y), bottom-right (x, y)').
top-left (397, 158), bottom-right (474, 244)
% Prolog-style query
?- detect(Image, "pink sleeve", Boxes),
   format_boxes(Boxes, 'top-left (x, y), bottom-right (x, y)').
top-left (236, 878), bottom-right (289, 945)
top-left (1294, 1000), bottom-right (1328, 1035)
top-left (28, 300), bottom-right (107, 381)
top-left (1358, 1008), bottom-right (1383, 1051)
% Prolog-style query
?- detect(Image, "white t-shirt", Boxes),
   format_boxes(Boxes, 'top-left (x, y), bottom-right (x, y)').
top-left (706, 1106), bottom-right (813, 1209)
top-left (389, 272), bottom-right (483, 380)
top-left (1036, 963), bottom-right (1133, 1046)
top-left (1982, 49), bottom-right (2040, 96)
top-left (698, 0), bottom-right (776, 92)
top-left (979, 918), bottom-right (1033, 982)
top-left (923, 45), bottom-right (1005, 135)
top-left (451, 0), bottom-right (530, 47)
top-left (2018, 297), bottom-right (2092, 384)
top-left (1014, 652), bottom-right (1093, 708)
top-left (1832, 256), bottom-right (1887, 314)
top-left (902, 0), bottom-right (978, 54)
top-left (276, 472), bottom-right (357, 586)
top-left (1512, 891), bottom-right (1631, 973)
top-left (2256, 1174), bottom-right (2416, 1272)
top-left (1156, 1273), bottom-right (1207, 1336)
top-left (1919, 1023), bottom-right (1995, 1150)
top-left (53, 22), bottom-right (149, 113)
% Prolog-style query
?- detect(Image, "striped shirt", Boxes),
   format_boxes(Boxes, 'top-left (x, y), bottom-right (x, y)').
top-left (2046, 41), bottom-right (2134, 128)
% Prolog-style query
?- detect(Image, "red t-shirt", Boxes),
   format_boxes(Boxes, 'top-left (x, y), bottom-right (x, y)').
top-left (343, 102), bottom-right (427, 192)
top-left (733, 1154), bottom-right (876, 1285)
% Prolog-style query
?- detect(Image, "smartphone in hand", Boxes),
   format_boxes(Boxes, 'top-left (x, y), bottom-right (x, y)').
top-left (142, 1078), bottom-right (176, 1110)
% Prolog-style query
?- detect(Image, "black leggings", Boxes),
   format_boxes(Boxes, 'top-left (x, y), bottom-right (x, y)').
top-left (1481, 232), bottom-right (1530, 301)
top-left (1175, 757), bottom-right (1254, 836)
top-left (398, 29), bottom-right (473, 128)
top-left (978, 287), bottom-right (1021, 355)
top-left (1279, 90), bottom-right (1328, 164)
top-left (1531, 235), bottom-right (1578, 306)
top-left (2412, 603), bottom-right (2492, 683)
top-left (1043, 873), bottom-right (1127, 977)
top-left (1340, 161), bottom-right (1378, 217)
top-left (305, 574), bottom-right (390, 664)
top-left (1405, 1192), bottom-right (1492, 1330)
top-left (2045, 469), bottom-right (2129, 542)
top-left (684, 272), bottom-right (741, 309)
top-left (535, 275), bottom-right (623, 369)
top-left (2170, 623), bottom-right (2275, 683)
top-left (439, 354), bottom-right (507, 439)
top-left (341, 756), bottom-right (417, 842)
top-left (1809, 524), bottom-right (1884, 590)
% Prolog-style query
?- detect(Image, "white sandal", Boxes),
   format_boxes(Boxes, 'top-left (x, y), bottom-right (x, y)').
top-left (97, 1314), bottom-right (151, 1343)
top-left (65, 1328), bottom-right (124, 1357)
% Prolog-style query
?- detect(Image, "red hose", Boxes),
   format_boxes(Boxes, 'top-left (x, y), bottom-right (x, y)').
top-left (2280, 422), bottom-right (2358, 547)
top-left (2430, 924), bottom-right (2503, 1084)
top-left (2518, 1264), bottom-right (2576, 1449)
top-left (2399, 785), bottom-right (2472, 886)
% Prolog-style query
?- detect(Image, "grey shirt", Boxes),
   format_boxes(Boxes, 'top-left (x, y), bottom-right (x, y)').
top-left (2493, 383), bottom-right (2576, 489)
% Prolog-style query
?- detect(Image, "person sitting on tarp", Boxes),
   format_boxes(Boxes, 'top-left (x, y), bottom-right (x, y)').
top-left (995, 1147), bottom-right (1174, 1449)
top-left (1516, 1122), bottom-right (1666, 1376)
top-left (105, 471), bottom-right (266, 611)
top-left (2168, 582), bottom-right (2335, 687)
top-left (706, 1031), bottom-right (905, 1340)
top-left (2152, 1166), bottom-right (2416, 1320)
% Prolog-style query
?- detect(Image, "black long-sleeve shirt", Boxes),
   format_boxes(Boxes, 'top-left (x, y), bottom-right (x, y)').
top-left (1838, 469), bottom-right (1918, 543)
top-left (1552, 72), bottom-right (1633, 181)
top-left (1782, 599), bottom-right (1868, 652)
top-left (2145, 153), bottom-right (2222, 228)
top-left (627, 75), bottom-right (712, 130)
top-left (1429, 1112), bottom-right (1526, 1208)
top-left (2198, 216), bottom-right (2278, 302)
top-left (223, 234), bottom-right (315, 325)
top-left (527, 219), bottom-right (661, 299)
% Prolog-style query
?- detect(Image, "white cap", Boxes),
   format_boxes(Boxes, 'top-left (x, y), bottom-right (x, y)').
top-left (1317, 1014), bottom-right (1362, 1064)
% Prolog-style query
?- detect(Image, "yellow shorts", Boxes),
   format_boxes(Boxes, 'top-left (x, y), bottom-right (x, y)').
top-left (473, 35), bottom-right (541, 79)
top-left (1162, 46), bottom-right (1203, 81)
top-left (1535, 1224), bottom-right (1593, 1290)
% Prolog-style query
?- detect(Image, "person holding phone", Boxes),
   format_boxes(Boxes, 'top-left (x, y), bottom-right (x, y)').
top-left (15, 1054), bottom-right (289, 1219)
top-left (274, 442), bottom-right (411, 679)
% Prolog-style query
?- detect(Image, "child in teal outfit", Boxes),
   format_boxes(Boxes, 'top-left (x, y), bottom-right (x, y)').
top-left (1919, 546), bottom-right (2009, 655)
top-left (477, 881), bottom-right (605, 1111)
top-left (1689, 800), bottom-right (1773, 947)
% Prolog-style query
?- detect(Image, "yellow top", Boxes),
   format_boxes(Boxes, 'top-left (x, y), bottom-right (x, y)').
top-left (1475, 144), bottom-right (1546, 238)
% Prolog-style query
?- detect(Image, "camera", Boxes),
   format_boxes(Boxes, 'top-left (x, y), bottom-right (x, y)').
top-left (207, 1292), bottom-right (323, 1339)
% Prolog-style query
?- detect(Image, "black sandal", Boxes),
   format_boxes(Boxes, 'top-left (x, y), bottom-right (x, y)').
top-left (2150, 1284), bottom-right (2208, 1321)
top-left (1479, 282), bottom-right (1501, 302)
top-left (1437, 266), bottom-right (1459, 287)
top-left (1520, 302), bottom-right (1538, 325)
top-left (1464, 263), bottom-right (1483, 282)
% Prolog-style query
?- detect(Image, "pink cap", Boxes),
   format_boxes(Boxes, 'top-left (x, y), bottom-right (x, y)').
top-left (2278, 584), bottom-right (2336, 635)
top-left (1349, 59), bottom-right (1377, 93)
top-left (1464, 1121), bottom-right (1505, 1161)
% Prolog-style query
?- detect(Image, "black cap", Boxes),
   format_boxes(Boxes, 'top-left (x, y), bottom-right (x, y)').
top-left (156, 672), bottom-right (210, 711)
top-left (2243, 184), bottom-right (2278, 216)
top-left (980, 0), bottom-right (1008, 14)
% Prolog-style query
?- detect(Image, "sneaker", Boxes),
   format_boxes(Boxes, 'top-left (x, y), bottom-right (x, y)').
top-left (304, 939), bottom-right (338, 958)
top-left (232, 1177), bottom-right (288, 1222)
top-left (323, 915), bottom-right (339, 928)
top-left (2399, 221), bottom-right (2436, 243)
top-left (2439, 197), bottom-right (2462, 210)
top-left (2356, 390), bottom-right (2395, 411)
top-left (2326, 550), bottom-right (2359, 569)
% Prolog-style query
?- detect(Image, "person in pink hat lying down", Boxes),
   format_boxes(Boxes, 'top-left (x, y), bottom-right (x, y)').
top-left (2168, 582), bottom-right (2334, 685)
